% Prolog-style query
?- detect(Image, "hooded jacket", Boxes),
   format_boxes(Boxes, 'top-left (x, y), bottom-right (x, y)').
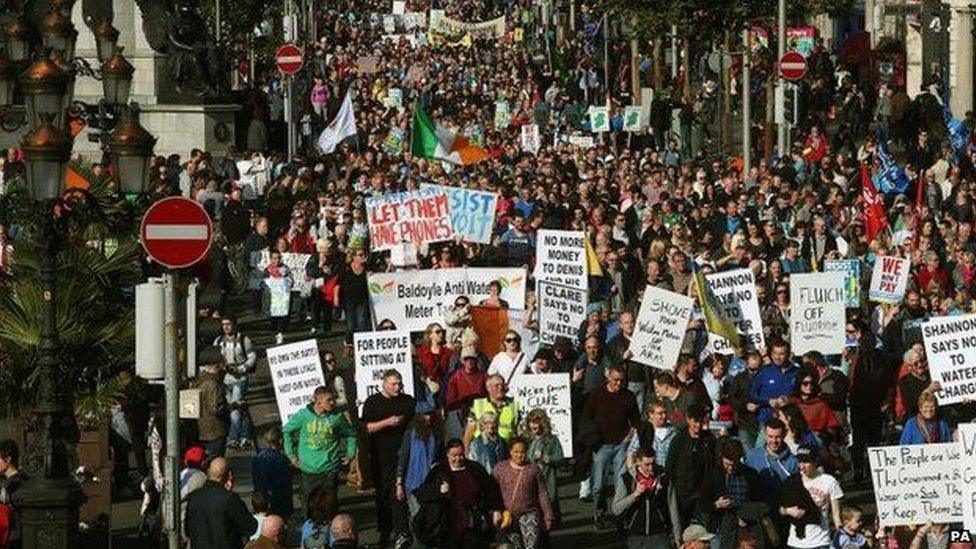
top-left (282, 403), bottom-right (356, 475)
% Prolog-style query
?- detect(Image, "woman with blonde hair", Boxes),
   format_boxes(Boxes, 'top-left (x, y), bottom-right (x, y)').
top-left (416, 323), bottom-right (451, 389)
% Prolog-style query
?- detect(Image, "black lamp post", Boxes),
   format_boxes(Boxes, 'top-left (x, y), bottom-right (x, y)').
top-left (108, 104), bottom-right (157, 194)
top-left (92, 19), bottom-right (120, 65)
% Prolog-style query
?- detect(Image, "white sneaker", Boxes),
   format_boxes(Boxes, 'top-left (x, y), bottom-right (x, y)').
top-left (275, 333), bottom-right (284, 344)
top-left (579, 478), bottom-right (591, 499)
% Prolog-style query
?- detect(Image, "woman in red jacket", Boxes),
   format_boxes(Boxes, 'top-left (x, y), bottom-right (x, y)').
top-left (416, 323), bottom-right (453, 387)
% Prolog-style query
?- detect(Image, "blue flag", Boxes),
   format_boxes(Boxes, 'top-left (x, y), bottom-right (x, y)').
top-left (874, 134), bottom-right (910, 195)
top-left (942, 99), bottom-right (969, 164)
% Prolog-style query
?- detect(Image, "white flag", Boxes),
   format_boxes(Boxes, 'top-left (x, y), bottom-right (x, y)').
top-left (317, 90), bottom-right (358, 154)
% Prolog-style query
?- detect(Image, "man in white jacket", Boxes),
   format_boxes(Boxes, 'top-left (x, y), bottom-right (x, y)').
top-left (213, 315), bottom-right (257, 450)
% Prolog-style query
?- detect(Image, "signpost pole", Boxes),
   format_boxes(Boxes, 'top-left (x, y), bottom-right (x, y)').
top-left (742, 29), bottom-right (751, 178)
top-left (776, 0), bottom-right (787, 156)
top-left (164, 271), bottom-right (180, 549)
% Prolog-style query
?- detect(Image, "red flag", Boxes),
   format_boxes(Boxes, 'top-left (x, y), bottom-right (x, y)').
top-left (862, 165), bottom-right (888, 243)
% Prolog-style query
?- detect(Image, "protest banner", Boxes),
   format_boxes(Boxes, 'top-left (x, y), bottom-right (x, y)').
top-left (868, 443), bottom-right (963, 527)
top-left (789, 272), bottom-right (846, 355)
top-left (538, 281), bottom-right (587, 345)
top-left (368, 268), bottom-right (527, 331)
top-left (494, 101), bottom-right (511, 128)
top-left (629, 286), bottom-right (693, 370)
top-left (824, 259), bottom-right (861, 308)
top-left (535, 229), bottom-right (587, 290)
top-left (958, 424), bottom-right (976, 533)
top-left (869, 255), bottom-right (910, 303)
top-left (565, 134), bottom-right (596, 149)
top-left (420, 184), bottom-right (497, 244)
top-left (250, 251), bottom-right (313, 295)
top-left (384, 127), bottom-right (405, 155)
top-left (787, 26), bottom-right (816, 56)
top-left (365, 187), bottom-right (454, 251)
top-left (510, 373), bottom-right (573, 458)
top-left (521, 124), bottom-right (540, 154)
top-left (704, 268), bottom-right (765, 354)
top-left (265, 278), bottom-right (292, 317)
top-left (429, 11), bottom-right (506, 39)
top-left (353, 331), bottom-right (414, 413)
top-left (383, 88), bottom-right (403, 110)
top-left (267, 339), bottom-right (326, 423)
top-left (392, 0), bottom-right (405, 14)
top-left (623, 106), bottom-right (643, 132)
top-left (922, 314), bottom-right (976, 405)
top-left (589, 106), bottom-right (610, 132)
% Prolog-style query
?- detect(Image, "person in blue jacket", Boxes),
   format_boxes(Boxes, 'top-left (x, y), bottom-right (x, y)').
top-left (900, 391), bottom-right (951, 445)
top-left (251, 427), bottom-right (293, 519)
top-left (748, 340), bottom-right (799, 425)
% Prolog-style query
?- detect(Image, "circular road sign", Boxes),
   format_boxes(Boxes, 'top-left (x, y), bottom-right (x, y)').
top-left (140, 197), bottom-right (213, 269)
top-left (276, 43), bottom-right (304, 75)
top-left (779, 51), bottom-right (807, 82)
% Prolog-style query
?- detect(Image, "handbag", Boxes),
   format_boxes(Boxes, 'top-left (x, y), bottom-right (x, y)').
top-left (500, 467), bottom-right (525, 530)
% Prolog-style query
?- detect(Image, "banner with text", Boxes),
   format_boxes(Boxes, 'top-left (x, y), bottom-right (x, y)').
top-left (958, 424), bottom-right (976, 533)
top-left (538, 281), bottom-right (587, 345)
top-left (790, 272), bottom-right (846, 355)
top-left (428, 11), bottom-right (506, 40)
top-left (365, 187), bottom-right (454, 251)
top-left (368, 267), bottom-right (527, 331)
top-left (510, 373), bottom-right (573, 458)
top-left (869, 256), bottom-right (910, 304)
top-left (704, 268), bottom-right (765, 354)
top-left (268, 339), bottom-right (326, 424)
top-left (824, 259), bottom-right (861, 308)
top-left (421, 184), bottom-right (498, 244)
top-left (535, 229), bottom-right (587, 290)
top-left (923, 314), bottom-right (976, 405)
top-left (629, 286), bottom-right (693, 370)
top-left (354, 330), bottom-right (415, 414)
top-left (250, 252), bottom-right (313, 295)
top-left (869, 443), bottom-right (963, 527)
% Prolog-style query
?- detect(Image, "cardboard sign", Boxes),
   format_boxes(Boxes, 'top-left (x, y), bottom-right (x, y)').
top-left (589, 106), bottom-right (610, 132)
top-left (383, 88), bottom-right (403, 110)
top-left (958, 424), bottom-right (976, 533)
top-left (471, 306), bottom-right (510, 358)
top-left (521, 124), bottom-right (540, 154)
top-left (420, 184), bottom-right (498, 244)
top-left (629, 286), bottom-right (693, 370)
top-left (267, 339), bottom-right (326, 424)
top-left (265, 278), bottom-right (292, 317)
top-left (869, 255), bottom-right (910, 304)
top-left (566, 134), bottom-right (595, 149)
top-left (824, 259), bottom-right (861, 308)
top-left (534, 229), bottom-right (587, 290)
top-left (365, 187), bottom-right (454, 251)
top-left (704, 268), bottom-right (765, 354)
top-left (179, 389), bottom-right (201, 419)
top-left (922, 314), bottom-right (976, 405)
top-left (537, 281), bottom-right (587, 345)
top-left (868, 443), bottom-right (963, 527)
top-left (510, 373), bottom-right (573, 458)
top-left (494, 101), bottom-right (511, 128)
top-left (623, 106), bottom-right (643, 132)
top-left (250, 252), bottom-right (313, 294)
top-left (789, 273), bottom-right (846, 355)
top-left (368, 268), bottom-right (527, 331)
top-left (353, 331), bottom-right (414, 413)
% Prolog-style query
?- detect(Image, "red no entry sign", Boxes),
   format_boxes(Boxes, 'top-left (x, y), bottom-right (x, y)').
top-left (276, 43), bottom-right (303, 75)
top-left (140, 197), bottom-right (212, 269)
top-left (779, 51), bottom-right (807, 82)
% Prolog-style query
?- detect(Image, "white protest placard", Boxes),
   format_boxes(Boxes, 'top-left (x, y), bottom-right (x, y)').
top-left (922, 314), bottom-right (976, 405)
top-left (789, 272), bottom-right (846, 355)
top-left (250, 251), bottom-right (313, 295)
top-left (368, 268), bottom-right (527, 331)
top-left (704, 268), bottom-right (765, 354)
top-left (589, 106), bottom-right (610, 132)
top-left (420, 184), bottom-right (498, 244)
top-left (868, 443), bottom-right (963, 527)
top-left (354, 331), bottom-right (415, 413)
top-left (535, 229), bottom-right (587, 290)
top-left (958, 424), bottom-right (976, 533)
top-left (265, 278), bottom-right (292, 317)
top-left (384, 88), bottom-right (403, 110)
top-left (869, 255), bottom-right (910, 303)
top-left (365, 187), bottom-right (454, 251)
top-left (267, 339), bottom-right (326, 424)
top-left (623, 106), bottom-right (643, 132)
top-left (538, 281), bottom-right (587, 345)
top-left (392, 0), bottom-right (406, 14)
top-left (629, 286), bottom-right (693, 370)
top-left (566, 134), bottom-right (595, 149)
top-left (510, 373), bottom-right (573, 458)
top-left (521, 124), bottom-right (540, 154)
top-left (824, 259), bottom-right (861, 308)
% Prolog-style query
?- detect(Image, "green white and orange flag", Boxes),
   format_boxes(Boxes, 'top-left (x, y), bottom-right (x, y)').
top-left (411, 105), bottom-right (488, 165)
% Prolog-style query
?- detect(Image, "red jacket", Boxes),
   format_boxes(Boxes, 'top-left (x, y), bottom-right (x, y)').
top-left (416, 345), bottom-right (452, 382)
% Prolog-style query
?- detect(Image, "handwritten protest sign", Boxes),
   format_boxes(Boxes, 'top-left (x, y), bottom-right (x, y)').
top-left (824, 259), bottom-right (861, 308)
top-left (510, 374), bottom-right (573, 458)
top-left (250, 252), bottom-right (313, 295)
top-left (704, 268), bottom-right (765, 354)
top-left (521, 124), bottom-right (540, 154)
top-left (958, 424), bottom-right (976, 533)
top-left (629, 286), bottom-right (693, 370)
top-left (368, 268), bottom-right (527, 331)
top-left (868, 443), bottom-right (963, 527)
top-left (267, 339), bottom-right (325, 423)
top-left (869, 255), bottom-right (910, 303)
top-left (790, 272), bottom-right (846, 355)
top-left (354, 331), bottom-right (414, 413)
top-left (922, 314), bottom-right (976, 405)
top-left (365, 187), bottom-right (454, 251)
top-left (494, 101), bottom-right (511, 128)
top-left (421, 184), bottom-right (498, 244)
top-left (535, 229), bottom-right (587, 290)
top-left (265, 278), bottom-right (292, 317)
top-left (538, 281), bottom-right (587, 345)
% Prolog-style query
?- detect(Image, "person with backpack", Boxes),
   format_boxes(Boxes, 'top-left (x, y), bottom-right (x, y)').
top-left (0, 440), bottom-right (25, 549)
top-left (214, 315), bottom-right (257, 451)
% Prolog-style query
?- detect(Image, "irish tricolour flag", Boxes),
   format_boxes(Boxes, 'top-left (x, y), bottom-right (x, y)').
top-left (410, 105), bottom-right (488, 165)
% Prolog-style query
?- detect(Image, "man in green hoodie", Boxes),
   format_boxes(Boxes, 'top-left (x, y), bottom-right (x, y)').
top-left (283, 386), bottom-right (356, 505)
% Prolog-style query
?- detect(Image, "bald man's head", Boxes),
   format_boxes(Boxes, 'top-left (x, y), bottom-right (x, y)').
top-left (331, 513), bottom-right (356, 541)
top-left (207, 457), bottom-right (230, 484)
top-left (261, 514), bottom-right (284, 542)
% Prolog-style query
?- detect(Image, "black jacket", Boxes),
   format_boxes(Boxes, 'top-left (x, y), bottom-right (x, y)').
top-left (778, 473), bottom-right (821, 540)
top-left (698, 464), bottom-right (763, 531)
top-left (664, 429), bottom-right (716, 501)
top-left (185, 481), bottom-right (258, 549)
top-left (412, 460), bottom-right (501, 547)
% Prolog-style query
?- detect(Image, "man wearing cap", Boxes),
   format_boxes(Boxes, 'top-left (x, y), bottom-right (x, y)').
top-left (681, 524), bottom-right (716, 549)
top-left (780, 445), bottom-right (842, 548)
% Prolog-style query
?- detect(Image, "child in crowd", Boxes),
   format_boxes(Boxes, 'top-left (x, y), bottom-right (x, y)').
top-left (831, 505), bottom-right (871, 548)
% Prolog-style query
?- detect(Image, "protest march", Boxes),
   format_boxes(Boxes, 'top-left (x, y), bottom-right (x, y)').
top-left (8, 0), bottom-right (976, 547)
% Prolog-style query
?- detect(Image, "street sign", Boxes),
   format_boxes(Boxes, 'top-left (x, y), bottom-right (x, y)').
top-left (140, 197), bottom-right (213, 269)
top-left (275, 43), bottom-right (303, 75)
top-left (779, 51), bottom-right (807, 82)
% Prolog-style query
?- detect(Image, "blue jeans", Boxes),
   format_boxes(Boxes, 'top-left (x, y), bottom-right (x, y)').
top-left (226, 378), bottom-right (251, 443)
top-left (344, 301), bottom-right (371, 344)
top-left (628, 382), bottom-right (646, 413)
top-left (591, 442), bottom-right (626, 514)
